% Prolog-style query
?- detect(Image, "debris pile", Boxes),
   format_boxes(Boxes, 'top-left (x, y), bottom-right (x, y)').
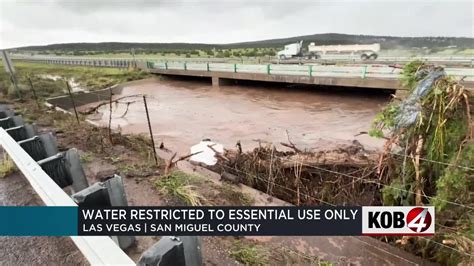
top-left (209, 140), bottom-right (381, 206)
top-left (371, 61), bottom-right (473, 264)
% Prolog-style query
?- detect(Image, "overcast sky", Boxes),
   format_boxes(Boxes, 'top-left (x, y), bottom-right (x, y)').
top-left (0, 0), bottom-right (472, 49)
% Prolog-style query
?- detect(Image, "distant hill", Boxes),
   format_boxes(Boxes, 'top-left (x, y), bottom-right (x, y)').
top-left (10, 33), bottom-right (474, 53)
top-left (230, 33), bottom-right (473, 49)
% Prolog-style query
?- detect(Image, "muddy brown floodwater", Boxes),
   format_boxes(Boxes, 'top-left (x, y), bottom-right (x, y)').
top-left (88, 78), bottom-right (390, 154)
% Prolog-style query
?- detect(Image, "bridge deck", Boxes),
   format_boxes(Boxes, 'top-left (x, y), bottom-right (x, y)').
top-left (10, 56), bottom-right (474, 90)
top-left (150, 68), bottom-right (404, 90)
top-left (148, 62), bottom-right (474, 90)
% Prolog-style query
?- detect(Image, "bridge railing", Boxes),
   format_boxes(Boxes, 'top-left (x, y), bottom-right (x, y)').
top-left (13, 56), bottom-right (137, 69)
top-left (8, 55), bottom-right (473, 81)
top-left (147, 61), bottom-right (473, 81)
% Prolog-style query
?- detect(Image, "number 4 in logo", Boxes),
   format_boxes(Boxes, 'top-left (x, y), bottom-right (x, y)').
top-left (407, 208), bottom-right (432, 233)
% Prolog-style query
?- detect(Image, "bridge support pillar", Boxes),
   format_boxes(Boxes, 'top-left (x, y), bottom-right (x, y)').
top-left (212, 77), bottom-right (220, 87)
top-left (212, 77), bottom-right (233, 88)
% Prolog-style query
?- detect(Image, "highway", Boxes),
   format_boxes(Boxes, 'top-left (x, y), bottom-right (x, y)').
top-left (11, 54), bottom-right (474, 67)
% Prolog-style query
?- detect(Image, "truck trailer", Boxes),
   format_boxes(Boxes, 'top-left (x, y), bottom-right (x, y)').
top-left (277, 41), bottom-right (380, 60)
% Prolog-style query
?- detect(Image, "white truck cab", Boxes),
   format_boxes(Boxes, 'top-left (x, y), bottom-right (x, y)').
top-left (277, 41), bottom-right (303, 59)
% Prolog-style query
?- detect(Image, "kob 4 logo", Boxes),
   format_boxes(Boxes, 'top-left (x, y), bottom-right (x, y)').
top-left (362, 207), bottom-right (435, 236)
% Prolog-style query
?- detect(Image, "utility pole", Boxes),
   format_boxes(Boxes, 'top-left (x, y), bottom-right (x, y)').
top-left (1, 50), bottom-right (21, 99)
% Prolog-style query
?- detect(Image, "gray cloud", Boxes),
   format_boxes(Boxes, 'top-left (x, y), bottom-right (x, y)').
top-left (0, 0), bottom-right (472, 49)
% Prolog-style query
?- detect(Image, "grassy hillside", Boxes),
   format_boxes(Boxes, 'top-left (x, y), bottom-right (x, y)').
top-left (10, 33), bottom-right (473, 56)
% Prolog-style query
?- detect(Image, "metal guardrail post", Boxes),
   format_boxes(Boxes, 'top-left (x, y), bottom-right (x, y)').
top-left (206, 63), bottom-right (210, 72)
top-left (165, 61), bottom-right (168, 70)
top-left (233, 64), bottom-right (237, 73)
top-left (0, 128), bottom-right (135, 265)
top-left (184, 62), bottom-right (187, 71)
top-left (267, 64), bottom-right (271, 74)
top-left (361, 65), bottom-right (368, 79)
top-left (308, 65), bottom-right (313, 77)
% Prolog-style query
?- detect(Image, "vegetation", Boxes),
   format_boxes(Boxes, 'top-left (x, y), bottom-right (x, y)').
top-left (155, 171), bottom-right (204, 206)
top-left (9, 33), bottom-right (472, 60)
top-left (229, 240), bottom-right (333, 265)
top-left (0, 154), bottom-right (16, 178)
top-left (371, 60), bottom-right (473, 264)
top-left (230, 240), bottom-right (269, 266)
top-left (79, 152), bottom-right (94, 163)
top-left (10, 34), bottom-right (473, 54)
top-left (0, 61), bottom-right (150, 99)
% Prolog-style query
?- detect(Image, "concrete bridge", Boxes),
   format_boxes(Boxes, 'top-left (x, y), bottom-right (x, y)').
top-left (147, 61), bottom-right (474, 91)
top-left (9, 55), bottom-right (474, 91)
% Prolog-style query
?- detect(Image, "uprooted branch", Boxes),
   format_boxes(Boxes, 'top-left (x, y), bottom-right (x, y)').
top-left (164, 151), bottom-right (203, 175)
top-left (79, 94), bottom-right (144, 115)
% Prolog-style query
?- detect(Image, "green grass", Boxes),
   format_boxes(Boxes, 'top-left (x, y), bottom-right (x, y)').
top-left (118, 164), bottom-right (139, 175)
top-left (80, 152), bottom-right (94, 163)
top-left (0, 154), bottom-right (16, 178)
top-left (155, 171), bottom-right (204, 206)
top-left (15, 46), bottom-right (473, 60)
top-left (230, 241), bottom-right (269, 266)
top-left (0, 61), bottom-right (151, 100)
top-left (13, 47), bottom-right (279, 60)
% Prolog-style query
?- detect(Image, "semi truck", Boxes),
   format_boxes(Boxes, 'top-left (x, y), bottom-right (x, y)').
top-left (277, 41), bottom-right (380, 60)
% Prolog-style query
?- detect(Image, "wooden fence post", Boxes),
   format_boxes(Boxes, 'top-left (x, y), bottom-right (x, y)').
top-left (66, 80), bottom-right (80, 125)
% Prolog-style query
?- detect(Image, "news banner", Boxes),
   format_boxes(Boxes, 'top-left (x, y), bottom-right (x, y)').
top-left (1, 206), bottom-right (434, 236)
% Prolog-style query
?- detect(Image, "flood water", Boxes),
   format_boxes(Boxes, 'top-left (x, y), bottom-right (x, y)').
top-left (87, 78), bottom-right (390, 154)
top-left (39, 74), bottom-right (84, 92)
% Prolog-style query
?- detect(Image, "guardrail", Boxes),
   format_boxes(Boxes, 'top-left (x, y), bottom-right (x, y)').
top-left (148, 61), bottom-right (474, 81)
top-left (13, 57), bottom-right (138, 68)
top-left (0, 127), bottom-right (135, 265)
top-left (9, 54), bottom-right (474, 67)
top-left (1, 103), bottom-right (204, 265)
